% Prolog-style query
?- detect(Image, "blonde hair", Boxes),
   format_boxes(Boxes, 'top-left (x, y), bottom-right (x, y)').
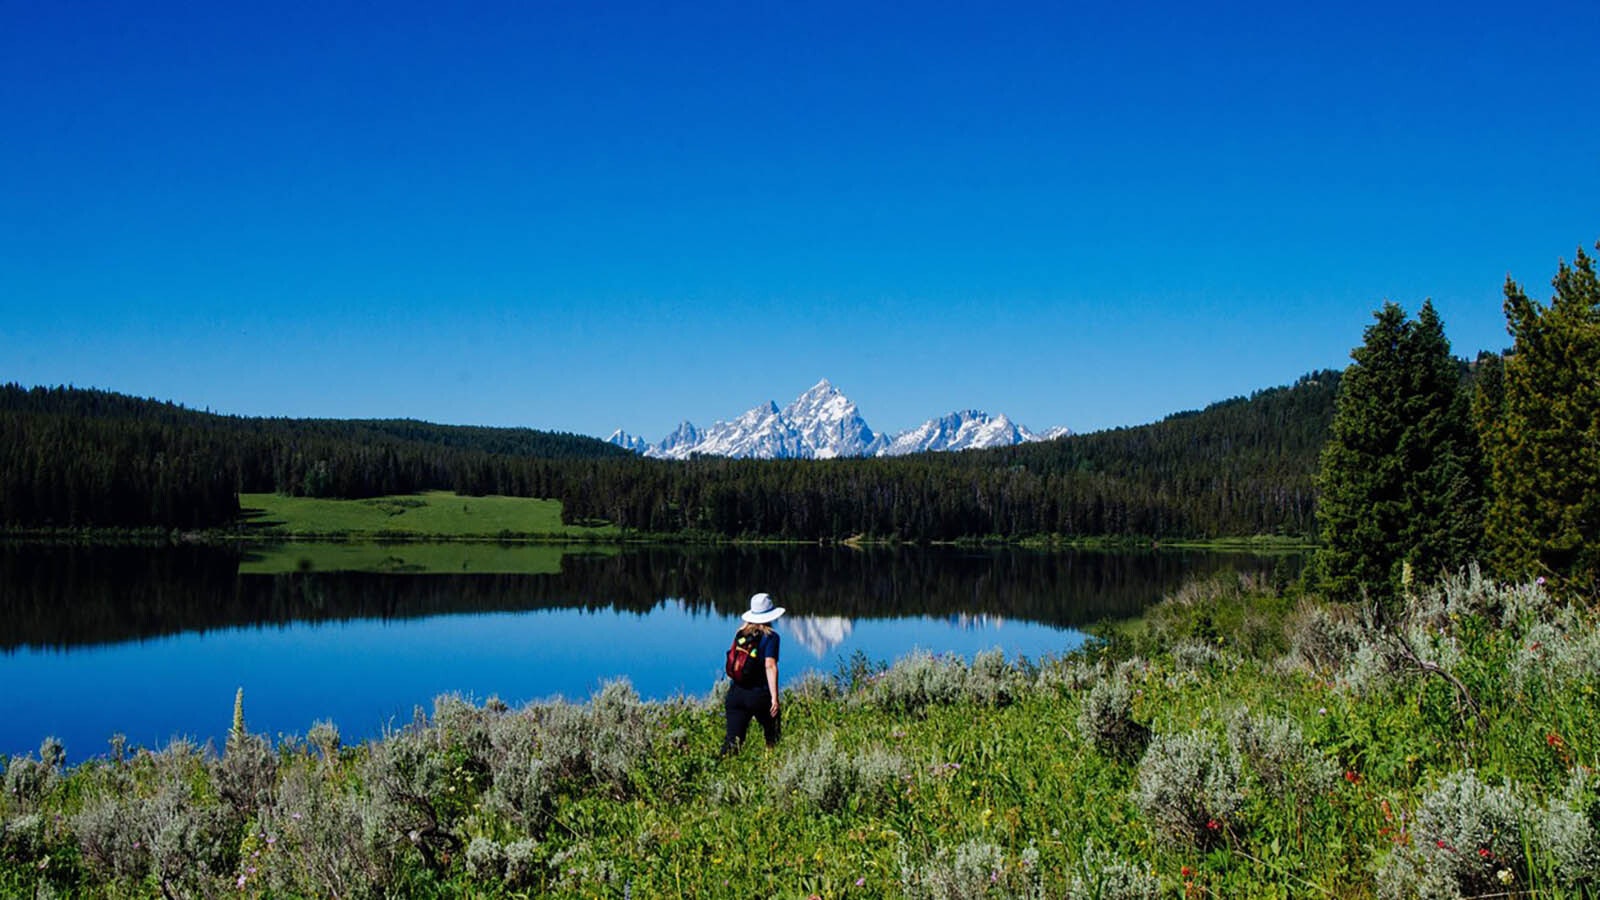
top-left (739, 622), bottom-right (774, 637)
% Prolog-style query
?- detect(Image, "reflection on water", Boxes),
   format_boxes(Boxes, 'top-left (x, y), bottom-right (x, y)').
top-left (785, 615), bottom-right (854, 658)
top-left (0, 543), bottom-right (1301, 758)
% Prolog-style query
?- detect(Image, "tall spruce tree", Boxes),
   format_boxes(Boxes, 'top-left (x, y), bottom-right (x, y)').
top-left (1483, 243), bottom-right (1600, 590)
top-left (1315, 303), bottom-right (1412, 603)
top-left (1397, 301), bottom-right (1483, 581)
top-left (1314, 301), bottom-right (1479, 605)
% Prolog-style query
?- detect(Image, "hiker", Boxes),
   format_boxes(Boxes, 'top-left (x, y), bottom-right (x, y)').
top-left (721, 592), bottom-right (785, 754)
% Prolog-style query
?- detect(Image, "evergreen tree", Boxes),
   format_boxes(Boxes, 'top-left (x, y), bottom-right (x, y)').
top-left (1314, 301), bottom-right (1479, 605)
top-left (1483, 242), bottom-right (1600, 590)
top-left (1396, 301), bottom-right (1482, 582)
top-left (1315, 303), bottom-right (1412, 604)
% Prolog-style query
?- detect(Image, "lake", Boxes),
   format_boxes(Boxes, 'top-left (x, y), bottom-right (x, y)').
top-left (0, 542), bottom-right (1300, 760)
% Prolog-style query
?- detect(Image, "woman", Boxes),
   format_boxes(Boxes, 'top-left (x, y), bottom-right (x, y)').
top-left (721, 592), bottom-right (785, 754)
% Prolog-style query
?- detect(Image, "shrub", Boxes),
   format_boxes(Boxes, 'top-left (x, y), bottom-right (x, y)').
top-left (1226, 709), bottom-right (1335, 796)
top-left (1133, 732), bottom-right (1242, 848)
top-left (772, 734), bottom-right (903, 813)
top-left (899, 839), bottom-right (1038, 900)
top-left (1379, 766), bottom-right (1600, 898)
top-left (1077, 673), bottom-right (1148, 761)
top-left (307, 719), bottom-right (342, 764)
top-left (3, 737), bottom-right (64, 811)
top-left (1169, 639), bottom-right (1226, 672)
top-left (214, 730), bottom-right (277, 820)
top-left (71, 739), bottom-right (238, 897)
top-left (858, 651), bottom-right (969, 716)
top-left (966, 649), bottom-right (1024, 707)
top-left (1283, 601), bottom-right (1363, 675)
top-left (1065, 840), bottom-right (1160, 900)
top-left (261, 759), bottom-right (395, 899)
top-left (466, 836), bottom-right (507, 881)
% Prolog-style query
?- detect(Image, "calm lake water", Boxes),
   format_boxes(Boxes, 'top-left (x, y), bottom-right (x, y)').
top-left (0, 543), bottom-right (1300, 760)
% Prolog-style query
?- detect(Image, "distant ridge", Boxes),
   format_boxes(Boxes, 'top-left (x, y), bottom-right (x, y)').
top-left (606, 379), bottom-right (1068, 459)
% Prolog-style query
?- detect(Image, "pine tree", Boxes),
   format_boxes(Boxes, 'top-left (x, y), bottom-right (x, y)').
top-left (1315, 303), bottom-right (1412, 604)
top-left (1313, 301), bottom-right (1479, 605)
top-left (1483, 243), bottom-right (1600, 590)
top-left (1396, 301), bottom-right (1482, 582)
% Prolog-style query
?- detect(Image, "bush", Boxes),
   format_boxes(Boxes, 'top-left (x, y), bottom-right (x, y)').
top-left (1379, 768), bottom-right (1600, 898)
top-left (859, 651), bottom-right (970, 716)
top-left (214, 730), bottom-right (278, 820)
top-left (772, 734), bottom-right (903, 813)
top-left (966, 649), bottom-right (1024, 707)
top-left (1226, 708), bottom-right (1335, 796)
top-left (899, 839), bottom-right (1041, 900)
top-left (1283, 601), bottom-right (1363, 675)
top-left (261, 758), bottom-right (394, 899)
top-left (71, 739), bottom-right (238, 897)
top-left (1133, 732), bottom-right (1242, 848)
top-left (1065, 840), bottom-right (1160, 900)
top-left (3, 738), bottom-right (63, 811)
top-left (1077, 672), bottom-right (1148, 762)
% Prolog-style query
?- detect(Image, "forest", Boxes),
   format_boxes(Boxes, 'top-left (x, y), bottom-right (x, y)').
top-left (0, 372), bottom-right (1339, 541)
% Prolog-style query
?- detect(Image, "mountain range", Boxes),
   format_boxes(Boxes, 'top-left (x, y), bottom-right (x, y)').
top-left (606, 380), bottom-right (1068, 460)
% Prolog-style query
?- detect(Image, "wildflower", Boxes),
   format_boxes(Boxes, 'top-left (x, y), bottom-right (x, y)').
top-left (1478, 847), bottom-right (1491, 859)
top-left (265, 836), bottom-right (276, 846)
top-left (1498, 868), bottom-right (1514, 885)
top-left (1344, 770), bottom-right (1361, 784)
top-left (1206, 819), bottom-right (1220, 831)
top-left (291, 812), bottom-right (303, 821)
top-left (1181, 865), bottom-right (1193, 877)
top-left (1317, 707), bottom-right (1328, 716)
top-left (1536, 576), bottom-right (1547, 586)
top-left (856, 877), bottom-right (866, 887)
top-left (1547, 733), bottom-right (1564, 748)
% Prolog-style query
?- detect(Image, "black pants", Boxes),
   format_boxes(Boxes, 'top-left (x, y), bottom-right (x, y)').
top-left (722, 681), bottom-right (780, 753)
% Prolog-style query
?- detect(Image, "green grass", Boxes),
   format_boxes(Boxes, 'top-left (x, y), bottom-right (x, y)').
top-left (237, 541), bottom-right (617, 574)
top-left (238, 490), bottom-right (619, 540)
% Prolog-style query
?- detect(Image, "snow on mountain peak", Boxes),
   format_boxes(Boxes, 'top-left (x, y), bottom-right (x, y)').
top-left (620, 383), bottom-right (1066, 460)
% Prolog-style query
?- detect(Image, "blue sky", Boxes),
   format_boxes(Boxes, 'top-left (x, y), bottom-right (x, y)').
top-left (2, 1), bottom-right (1596, 440)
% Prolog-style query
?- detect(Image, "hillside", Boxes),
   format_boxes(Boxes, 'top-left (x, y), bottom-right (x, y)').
top-left (2, 373), bottom-right (1338, 539)
top-left (0, 384), bottom-right (629, 530)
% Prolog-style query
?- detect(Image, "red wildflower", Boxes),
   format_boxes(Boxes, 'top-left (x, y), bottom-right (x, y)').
top-left (1344, 770), bottom-right (1362, 784)
top-left (1206, 819), bottom-right (1220, 831)
top-left (1547, 733), bottom-right (1565, 748)
top-left (1181, 866), bottom-right (1192, 877)
top-left (1478, 848), bottom-right (1491, 859)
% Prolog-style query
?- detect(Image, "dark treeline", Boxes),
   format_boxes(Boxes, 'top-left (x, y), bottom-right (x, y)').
top-left (559, 372), bottom-right (1340, 540)
top-left (3, 372), bottom-right (1338, 539)
top-left (0, 543), bottom-right (1297, 650)
top-left (0, 384), bottom-right (630, 529)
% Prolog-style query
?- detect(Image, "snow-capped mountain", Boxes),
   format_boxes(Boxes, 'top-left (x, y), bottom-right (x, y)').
top-left (880, 410), bottom-right (1038, 456)
top-left (606, 379), bottom-right (1068, 460)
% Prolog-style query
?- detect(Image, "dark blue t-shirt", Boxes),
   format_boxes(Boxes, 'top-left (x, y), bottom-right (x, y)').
top-left (757, 629), bottom-right (780, 663)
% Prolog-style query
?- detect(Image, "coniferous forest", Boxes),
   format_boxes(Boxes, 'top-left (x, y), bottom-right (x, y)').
top-left (0, 373), bottom-right (1338, 542)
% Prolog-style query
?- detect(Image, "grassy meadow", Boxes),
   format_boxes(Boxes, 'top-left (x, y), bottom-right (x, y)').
top-left (238, 491), bottom-right (619, 541)
top-left (2, 570), bottom-right (1597, 898)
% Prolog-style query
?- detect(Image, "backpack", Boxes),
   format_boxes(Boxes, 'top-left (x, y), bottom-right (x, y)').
top-left (725, 628), bottom-right (765, 686)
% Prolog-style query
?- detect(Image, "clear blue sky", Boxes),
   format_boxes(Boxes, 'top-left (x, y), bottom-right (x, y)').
top-left (3, 1), bottom-right (1596, 440)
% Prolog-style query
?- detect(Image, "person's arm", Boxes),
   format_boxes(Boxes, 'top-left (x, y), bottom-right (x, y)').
top-left (765, 657), bottom-right (779, 717)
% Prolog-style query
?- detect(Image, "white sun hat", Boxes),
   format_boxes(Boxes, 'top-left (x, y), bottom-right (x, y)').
top-left (741, 592), bottom-right (786, 624)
